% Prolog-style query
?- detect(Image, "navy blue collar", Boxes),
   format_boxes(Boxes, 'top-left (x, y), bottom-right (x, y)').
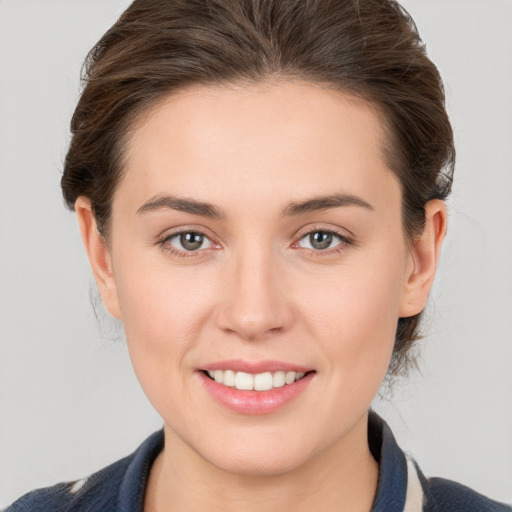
top-left (117, 429), bottom-right (164, 510)
top-left (368, 411), bottom-right (409, 511)
top-left (116, 412), bottom-right (409, 511)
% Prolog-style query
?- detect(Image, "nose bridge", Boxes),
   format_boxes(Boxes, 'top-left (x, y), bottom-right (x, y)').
top-left (217, 237), bottom-right (292, 340)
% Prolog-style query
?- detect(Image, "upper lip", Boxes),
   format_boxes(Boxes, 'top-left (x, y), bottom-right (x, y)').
top-left (200, 359), bottom-right (313, 374)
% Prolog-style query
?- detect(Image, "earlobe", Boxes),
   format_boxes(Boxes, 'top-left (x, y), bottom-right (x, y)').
top-left (399, 199), bottom-right (447, 318)
top-left (75, 197), bottom-right (122, 319)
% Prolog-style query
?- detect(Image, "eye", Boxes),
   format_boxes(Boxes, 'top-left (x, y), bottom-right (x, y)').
top-left (296, 230), bottom-right (348, 251)
top-left (165, 231), bottom-right (214, 252)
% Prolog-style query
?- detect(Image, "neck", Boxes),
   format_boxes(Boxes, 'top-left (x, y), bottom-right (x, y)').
top-left (145, 412), bottom-right (378, 512)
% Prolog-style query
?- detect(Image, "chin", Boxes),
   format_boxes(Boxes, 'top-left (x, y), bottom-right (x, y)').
top-left (196, 429), bottom-right (315, 477)
top-left (213, 449), bottom-right (308, 477)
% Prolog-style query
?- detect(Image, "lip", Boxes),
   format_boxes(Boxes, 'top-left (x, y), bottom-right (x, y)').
top-left (197, 360), bottom-right (315, 415)
top-left (200, 359), bottom-right (313, 374)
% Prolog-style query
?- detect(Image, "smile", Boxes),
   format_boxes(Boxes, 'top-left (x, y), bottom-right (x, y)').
top-left (199, 362), bottom-right (315, 414)
top-left (205, 370), bottom-right (307, 391)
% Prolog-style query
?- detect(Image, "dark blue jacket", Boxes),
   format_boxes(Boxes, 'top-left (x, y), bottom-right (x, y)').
top-left (6, 413), bottom-right (510, 511)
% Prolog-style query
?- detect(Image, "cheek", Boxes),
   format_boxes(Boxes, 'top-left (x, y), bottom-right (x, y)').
top-left (111, 258), bottom-right (217, 392)
top-left (298, 251), bottom-right (406, 385)
top-left (115, 252), bottom-right (213, 332)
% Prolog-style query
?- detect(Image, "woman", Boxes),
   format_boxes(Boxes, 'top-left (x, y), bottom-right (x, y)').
top-left (5, 0), bottom-right (510, 510)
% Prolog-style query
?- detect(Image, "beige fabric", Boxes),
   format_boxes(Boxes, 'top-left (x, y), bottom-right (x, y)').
top-left (404, 457), bottom-right (424, 512)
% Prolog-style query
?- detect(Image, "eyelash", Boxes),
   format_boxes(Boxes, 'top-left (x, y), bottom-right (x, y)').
top-left (157, 229), bottom-right (219, 258)
top-left (293, 227), bottom-right (354, 256)
top-left (157, 227), bottom-right (354, 259)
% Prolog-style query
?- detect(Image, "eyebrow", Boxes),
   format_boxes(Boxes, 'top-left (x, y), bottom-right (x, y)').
top-left (137, 195), bottom-right (226, 218)
top-left (136, 192), bottom-right (373, 219)
top-left (281, 193), bottom-right (374, 216)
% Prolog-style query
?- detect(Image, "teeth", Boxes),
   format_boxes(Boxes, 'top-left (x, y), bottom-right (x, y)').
top-left (223, 369), bottom-right (236, 387)
top-left (205, 369), bottom-right (309, 390)
top-left (254, 372), bottom-right (273, 391)
top-left (235, 371), bottom-right (254, 390)
top-left (272, 371), bottom-right (285, 388)
top-left (285, 371), bottom-right (296, 385)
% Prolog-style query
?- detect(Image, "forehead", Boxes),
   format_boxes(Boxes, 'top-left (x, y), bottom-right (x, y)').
top-left (117, 81), bottom-right (399, 213)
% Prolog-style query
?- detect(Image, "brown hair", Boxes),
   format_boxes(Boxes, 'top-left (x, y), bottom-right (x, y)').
top-left (61, 0), bottom-right (455, 376)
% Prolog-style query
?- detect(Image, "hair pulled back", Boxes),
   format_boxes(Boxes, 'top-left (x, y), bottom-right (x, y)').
top-left (62, 0), bottom-right (455, 376)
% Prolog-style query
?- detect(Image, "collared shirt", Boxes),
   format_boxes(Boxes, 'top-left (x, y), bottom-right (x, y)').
top-left (6, 413), bottom-right (511, 511)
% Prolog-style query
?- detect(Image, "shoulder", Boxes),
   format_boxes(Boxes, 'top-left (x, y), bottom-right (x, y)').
top-left (5, 455), bottom-right (131, 512)
top-left (5, 430), bottom-right (164, 512)
top-left (423, 476), bottom-right (511, 512)
top-left (368, 413), bottom-right (510, 512)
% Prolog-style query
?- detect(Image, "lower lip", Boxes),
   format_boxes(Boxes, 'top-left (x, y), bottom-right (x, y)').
top-left (198, 371), bottom-right (314, 415)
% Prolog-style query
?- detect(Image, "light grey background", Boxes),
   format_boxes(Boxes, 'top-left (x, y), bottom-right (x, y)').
top-left (1, 0), bottom-right (511, 506)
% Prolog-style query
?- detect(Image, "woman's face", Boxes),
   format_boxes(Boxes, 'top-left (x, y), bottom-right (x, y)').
top-left (93, 82), bottom-right (428, 475)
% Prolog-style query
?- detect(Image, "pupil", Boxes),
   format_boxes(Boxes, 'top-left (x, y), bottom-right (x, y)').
top-left (310, 231), bottom-right (332, 250)
top-left (180, 232), bottom-right (203, 250)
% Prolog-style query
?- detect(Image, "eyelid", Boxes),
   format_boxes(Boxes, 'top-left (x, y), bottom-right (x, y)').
top-left (156, 224), bottom-right (220, 243)
top-left (154, 224), bottom-right (354, 258)
top-left (291, 225), bottom-right (355, 253)
top-left (168, 232), bottom-right (214, 250)
top-left (156, 226), bottom-right (222, 257)
top-left (293, 224), bottom-right (354, 244)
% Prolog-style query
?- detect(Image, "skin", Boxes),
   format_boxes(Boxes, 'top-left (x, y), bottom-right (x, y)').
top-left (76, 81), bottom-right (446, 511)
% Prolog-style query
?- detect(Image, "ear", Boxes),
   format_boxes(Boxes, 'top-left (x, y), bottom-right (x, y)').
top-left (75, 197), bottom-right (122, 319)
top-left (399, 199), bottom-right (447, 318)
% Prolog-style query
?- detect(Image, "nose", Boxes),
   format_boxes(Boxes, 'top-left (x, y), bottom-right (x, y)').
top-left (216, 243), bottom-right (295, 341)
